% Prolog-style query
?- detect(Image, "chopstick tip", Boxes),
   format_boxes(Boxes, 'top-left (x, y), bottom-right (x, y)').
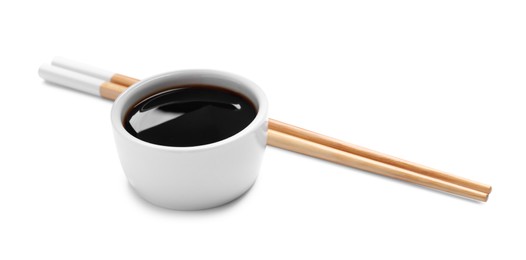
top-left (481, 191), bottom-right (490, 202)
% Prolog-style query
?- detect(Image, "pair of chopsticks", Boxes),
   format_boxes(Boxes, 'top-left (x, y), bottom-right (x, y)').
top-left (39, 57), bottom-right (492, 201)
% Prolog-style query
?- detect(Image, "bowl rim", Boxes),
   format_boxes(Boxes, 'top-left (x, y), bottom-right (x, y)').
top-left (110, 69), bottom-right (268, 152)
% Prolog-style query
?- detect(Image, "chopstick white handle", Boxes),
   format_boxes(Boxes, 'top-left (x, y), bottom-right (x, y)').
top-left (52, 56), bottom-right (115, 81)
top-left (39, 64), bottom-right (103, 96)
top-left (52, 56), bottom-right (139, 87)
top-left (38, 64), bottom-right (126, 100)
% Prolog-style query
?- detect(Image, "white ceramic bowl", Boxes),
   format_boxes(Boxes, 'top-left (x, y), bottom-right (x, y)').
top-left (111, 70), bottom-right (268, 210)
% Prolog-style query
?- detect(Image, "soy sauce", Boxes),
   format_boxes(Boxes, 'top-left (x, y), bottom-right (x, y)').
top-left (124, 86), bottom-right (257, 147)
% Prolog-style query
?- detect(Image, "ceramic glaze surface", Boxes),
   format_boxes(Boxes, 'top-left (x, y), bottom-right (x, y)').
top-left (111, 70), bottom-right (268, 210)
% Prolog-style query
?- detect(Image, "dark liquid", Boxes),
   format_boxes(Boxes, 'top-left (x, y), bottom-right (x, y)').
top-left (124, 86), bottom-right (257, 147)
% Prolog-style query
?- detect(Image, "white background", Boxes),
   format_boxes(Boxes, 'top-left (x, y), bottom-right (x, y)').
top-left (1, 1), bottom-right (525, 259)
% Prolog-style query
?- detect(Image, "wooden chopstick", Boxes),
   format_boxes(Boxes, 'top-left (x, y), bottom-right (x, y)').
top-left (40, 61), bottom-right (491, 201)
top-left (268, 129), bottom-right (488, 201)
top-left (269, 119), bottom-right (492, 194)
